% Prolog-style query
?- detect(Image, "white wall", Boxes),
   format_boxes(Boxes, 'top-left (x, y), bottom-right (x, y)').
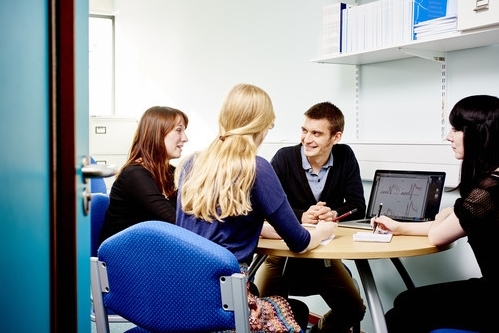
top-left (111, 0), bottom-right (356, 158)
top-left (92, 1), bottom-right (496, 331)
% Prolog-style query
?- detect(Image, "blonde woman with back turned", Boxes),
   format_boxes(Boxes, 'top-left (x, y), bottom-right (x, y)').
top-left (175, 83), bottom-right (335, 332)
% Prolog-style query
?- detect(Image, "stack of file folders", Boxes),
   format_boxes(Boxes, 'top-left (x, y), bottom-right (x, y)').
top-left (413, 15), bottom-right (457, 40)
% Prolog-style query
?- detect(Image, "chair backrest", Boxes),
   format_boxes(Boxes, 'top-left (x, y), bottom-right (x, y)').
top-left (89, 192), bottom-right (129, 324)
top-left (91, 220), bottom-right (250, 333)
top-left (90, 193), bottom-right (110, 257)
top-left (89, 156), bottom-right (108, 194)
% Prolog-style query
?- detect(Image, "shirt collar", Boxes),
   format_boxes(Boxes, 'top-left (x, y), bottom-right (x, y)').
top-left (300, 145), bottom-right (334, 171)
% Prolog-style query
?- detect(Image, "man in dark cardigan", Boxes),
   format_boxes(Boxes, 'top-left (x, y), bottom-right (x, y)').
top-left (255, 101), bottom-right (367, 333)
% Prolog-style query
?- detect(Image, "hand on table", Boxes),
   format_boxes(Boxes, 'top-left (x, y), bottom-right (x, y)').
top-left (302, 201), bottom-right (337, 224)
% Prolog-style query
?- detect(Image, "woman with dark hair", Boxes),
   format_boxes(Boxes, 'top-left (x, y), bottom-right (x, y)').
top-left (372, 95), bottom-right (499, 332)
top-left (99, 106), bottom-right (189, 245)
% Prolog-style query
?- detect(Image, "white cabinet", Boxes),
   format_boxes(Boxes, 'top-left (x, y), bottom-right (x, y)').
top-left (89, 116), bottom-right (138, 191)
top-left (458, 0), bottom-right (499, 32)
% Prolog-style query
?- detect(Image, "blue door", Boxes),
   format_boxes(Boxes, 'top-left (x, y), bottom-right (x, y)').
top-left (0, 0), bottom-right (90, 332)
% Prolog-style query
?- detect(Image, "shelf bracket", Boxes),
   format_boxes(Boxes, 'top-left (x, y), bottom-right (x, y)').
top-left (398, 48), bottom-right (445, 62)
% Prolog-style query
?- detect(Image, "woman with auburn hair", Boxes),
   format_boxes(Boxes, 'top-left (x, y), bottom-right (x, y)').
top-left (175, 83), bottom-right (336, 332)
top-left (99, 106), bottom-right (188, 245)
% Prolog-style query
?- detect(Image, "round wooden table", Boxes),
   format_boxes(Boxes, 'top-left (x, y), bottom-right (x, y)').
top-left (255, 226), bottom-right (454, 333)
top-left (257, 226), bottom-right (453, 259)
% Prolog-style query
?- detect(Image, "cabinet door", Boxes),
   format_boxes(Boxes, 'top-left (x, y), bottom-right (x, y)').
top-left (458, 0), bottom-right (499, 31)
top-left (89, 117), bottom-right (138, 155)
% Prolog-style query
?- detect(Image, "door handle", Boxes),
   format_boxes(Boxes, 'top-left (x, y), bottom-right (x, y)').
top-left (82, 163), bottom-right (117, 178)
top-left (81, 156), bottom-right (117, 179)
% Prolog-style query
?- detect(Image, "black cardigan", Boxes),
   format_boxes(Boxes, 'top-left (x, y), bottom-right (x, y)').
top-left (270, 143), bottom-right (366, 222)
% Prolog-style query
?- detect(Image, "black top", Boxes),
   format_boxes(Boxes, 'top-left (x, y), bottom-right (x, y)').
top-left (454, 171), bottom-right (499, 286)
top-left (99, 165), bottom-right (176, 245)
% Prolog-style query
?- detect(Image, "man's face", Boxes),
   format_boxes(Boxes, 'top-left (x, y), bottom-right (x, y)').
top-left (300, 117), bottom-right (340, 159)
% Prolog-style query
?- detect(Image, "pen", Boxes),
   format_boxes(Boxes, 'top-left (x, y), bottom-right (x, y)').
top-left (332, 208), bottom-right (358, 222)
top-left (373, 203), bottom-right (383, 233)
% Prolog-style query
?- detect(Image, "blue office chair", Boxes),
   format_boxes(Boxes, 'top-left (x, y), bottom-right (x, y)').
top-left (91, 220), bottom-right (250, 333)
top-left (90, 193), bottom-right (110, 257)
top-left (89, 156), bottom-right (108, 194)
top-left (90, 192), bottom-right (129, 324)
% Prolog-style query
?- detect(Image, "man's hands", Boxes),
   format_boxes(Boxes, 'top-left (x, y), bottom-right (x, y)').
top-left (302, 201), bottom-right (337, 224)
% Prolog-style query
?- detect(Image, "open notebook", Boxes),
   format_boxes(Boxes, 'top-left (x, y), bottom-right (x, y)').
top-left (339, 169), bottom-right (446, 230)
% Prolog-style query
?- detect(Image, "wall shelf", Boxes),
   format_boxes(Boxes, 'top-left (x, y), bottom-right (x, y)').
top-left (312, 26), bottom-right (499, 65)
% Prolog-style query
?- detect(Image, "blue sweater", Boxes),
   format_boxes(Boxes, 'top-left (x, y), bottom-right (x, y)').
top-left (176, 156), bottom-right (310, 265)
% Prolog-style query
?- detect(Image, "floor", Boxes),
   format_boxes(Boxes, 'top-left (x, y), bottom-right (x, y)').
top-left (90, 306), bottom-right (320, 332)
top-left (92, 322), bottom-right (315, 333)
top-left (90, 308), bottom-right (358, 333)
top-left (91, 322), bottom-right (362, 333)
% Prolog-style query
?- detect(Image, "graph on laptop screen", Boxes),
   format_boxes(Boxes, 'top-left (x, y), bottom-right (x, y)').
top-left (367, 170), bottom-right (446, 222)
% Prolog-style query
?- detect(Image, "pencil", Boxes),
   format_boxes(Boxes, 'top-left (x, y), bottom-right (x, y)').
top-left (332, 208), bottom-right (358, 222)
top-left (373, 203), bottom-right (383, 233)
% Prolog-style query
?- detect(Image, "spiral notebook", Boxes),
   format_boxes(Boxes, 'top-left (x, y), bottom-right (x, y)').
top-left (339, 169), bottom-right (446, 230)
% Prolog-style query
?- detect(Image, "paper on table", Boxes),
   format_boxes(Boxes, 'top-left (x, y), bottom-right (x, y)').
top-left (321, 235), bottom-right (335, 245)
top-left (353, 232), bottom-right (392, 243)
top-left (302, 224), bottom-right (336, 245)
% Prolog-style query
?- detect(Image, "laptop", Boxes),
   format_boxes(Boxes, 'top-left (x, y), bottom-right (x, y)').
top-left (338, 169), bottom-right (446, 230)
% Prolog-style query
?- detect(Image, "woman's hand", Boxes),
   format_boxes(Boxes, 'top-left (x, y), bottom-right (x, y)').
top-left (372, 215), bottom-right (433, 236)
top-left (301, 220), bottom-right (337, 252)
top-left (315, 220), bottom-right (336, 237)
top-left (371, 215), bottom-right (400, 234)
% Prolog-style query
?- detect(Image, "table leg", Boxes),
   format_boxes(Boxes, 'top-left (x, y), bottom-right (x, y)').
top-left (248, 254), bottom-right (268, 280)
top-left (390, 258), bottom-right (415, 289)
top-left (354, 259), bottom-right (388, 333)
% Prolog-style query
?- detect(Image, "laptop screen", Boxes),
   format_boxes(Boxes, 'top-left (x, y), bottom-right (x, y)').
top-left (366, 170), bottom-right (446, 222)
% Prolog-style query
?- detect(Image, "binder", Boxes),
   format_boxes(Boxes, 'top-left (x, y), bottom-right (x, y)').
top-left (413, 0), bottom-right (449, 25)
top-left (321, 3), bottom-right (347, 55)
